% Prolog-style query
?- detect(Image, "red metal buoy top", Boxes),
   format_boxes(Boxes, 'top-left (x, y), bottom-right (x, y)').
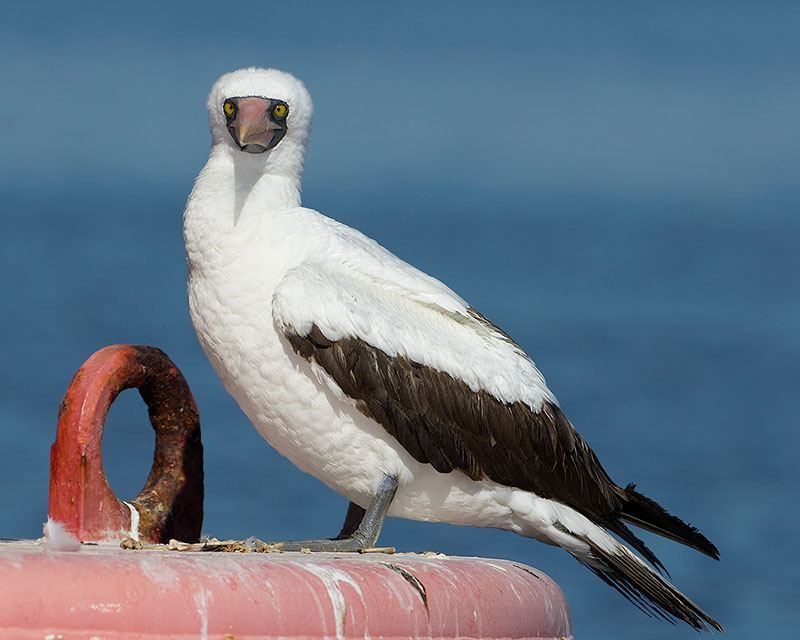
top-left (0, 542), bottom-right (573, 640)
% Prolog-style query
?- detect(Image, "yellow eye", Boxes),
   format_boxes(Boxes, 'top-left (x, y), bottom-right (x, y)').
top-left (223, 100), bottom-right (236, 116)
top-left (273, 103), bottom-right (287, 118)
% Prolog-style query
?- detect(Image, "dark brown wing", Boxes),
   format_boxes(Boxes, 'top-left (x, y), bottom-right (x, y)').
top-left (286, 322), bottom-right (719, 565)
top-left (286, 323), bottom-right (626, 522)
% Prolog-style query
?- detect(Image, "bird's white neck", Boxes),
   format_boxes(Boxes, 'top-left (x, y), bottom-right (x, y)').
top-left (183, 144), bottom-right (305, 274)
top-left (226, 145), bottom-right (302, 214)
top-left (235, 170), bottom-right (301, 222)
top-left (189, 144), bottom-right (303, 227)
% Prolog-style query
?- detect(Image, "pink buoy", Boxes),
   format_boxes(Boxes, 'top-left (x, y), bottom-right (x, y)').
top-left (0, 543), bottom-right (573, 639)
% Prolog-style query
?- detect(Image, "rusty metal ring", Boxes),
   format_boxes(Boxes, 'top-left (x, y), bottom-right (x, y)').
top-left (49, 345), bottom-right (203, 543)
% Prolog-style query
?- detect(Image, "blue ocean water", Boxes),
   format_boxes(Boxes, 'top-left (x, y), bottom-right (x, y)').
top-left (1, 3), bottom-right (798, 638)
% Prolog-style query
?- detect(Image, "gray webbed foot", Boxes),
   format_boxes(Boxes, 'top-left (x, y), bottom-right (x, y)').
top-left (269, 475), bottom-right (398, 552)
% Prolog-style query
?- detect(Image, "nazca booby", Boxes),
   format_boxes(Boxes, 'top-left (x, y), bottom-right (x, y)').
top-left (183, 67), bottom-right (721, 631)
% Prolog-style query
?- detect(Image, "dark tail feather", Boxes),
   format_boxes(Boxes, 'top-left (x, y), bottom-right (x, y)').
top-left (577, 535), bottom-right (724, 632)
top-left (604, 519), bottom-right (669, 576)
top-left (620, 484), bottom-right (720, 560)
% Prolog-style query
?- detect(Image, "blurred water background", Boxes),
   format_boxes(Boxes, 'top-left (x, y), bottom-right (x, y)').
top-left (1, 2), bottom-right (798, 638)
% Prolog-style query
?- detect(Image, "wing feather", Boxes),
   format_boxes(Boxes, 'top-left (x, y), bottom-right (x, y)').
top-left (273, 261), bottom-right (555, 410)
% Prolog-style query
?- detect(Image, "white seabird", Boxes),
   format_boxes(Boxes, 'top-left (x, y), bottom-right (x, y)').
top-left (183, 67), bottom-right (721, 631)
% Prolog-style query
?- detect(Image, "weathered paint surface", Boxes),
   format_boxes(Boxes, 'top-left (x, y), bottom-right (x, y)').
top-left (0, 542), bottom-right (573, 639)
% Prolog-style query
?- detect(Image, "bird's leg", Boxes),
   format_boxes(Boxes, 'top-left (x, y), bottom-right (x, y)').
top-left (334, 501), bottom-right (367, 540)
top-left (274, 475), bottom-right (398, 552)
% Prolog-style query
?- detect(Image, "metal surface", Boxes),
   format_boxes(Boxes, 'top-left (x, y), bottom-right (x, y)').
top-left (0, 542), bottom-right (573, 640)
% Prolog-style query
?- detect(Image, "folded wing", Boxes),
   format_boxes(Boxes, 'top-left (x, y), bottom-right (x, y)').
top-left (272, 259), bottom-right (626, 521)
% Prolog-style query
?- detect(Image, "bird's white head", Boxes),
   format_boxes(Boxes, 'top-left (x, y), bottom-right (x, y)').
top-left (206, 67), bottom-right (313, 179)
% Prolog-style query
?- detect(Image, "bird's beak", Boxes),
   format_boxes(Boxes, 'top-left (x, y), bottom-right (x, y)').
top-left (228, 97), bottom-right (283, 153)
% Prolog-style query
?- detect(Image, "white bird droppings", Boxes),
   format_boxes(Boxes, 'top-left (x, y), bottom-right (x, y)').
top-left (122, 502), bottom-right (141, 541)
